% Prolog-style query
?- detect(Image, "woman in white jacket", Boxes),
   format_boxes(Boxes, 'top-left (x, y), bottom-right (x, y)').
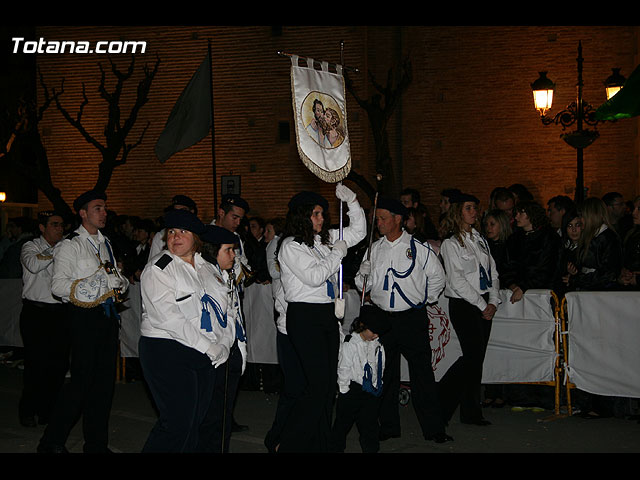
top-left (138, 210), bottom-right (240, 452)
top-left (438, 192), bottom-right (500, 427)
top-left (275, 184), bottom-right (366, 453)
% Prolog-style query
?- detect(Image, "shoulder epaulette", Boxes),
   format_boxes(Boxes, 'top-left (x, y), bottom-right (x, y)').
top-left (155, 254), bottom-right (173, 270)
top-left (344, 334), bottom-right (352, 343)
top-left (66, 232), bottom-right (79, 240)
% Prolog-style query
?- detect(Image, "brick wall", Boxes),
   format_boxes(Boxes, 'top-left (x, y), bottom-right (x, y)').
top-left (34, 26), bottom-right (639, 225)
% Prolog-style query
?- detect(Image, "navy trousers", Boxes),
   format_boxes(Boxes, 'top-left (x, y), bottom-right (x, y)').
top-left (139, 336), bottom-right (215, 453)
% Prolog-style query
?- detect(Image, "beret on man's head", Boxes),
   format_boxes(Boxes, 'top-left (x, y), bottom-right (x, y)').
top-left (448, 191), bottom-right (480, 205)
top-left (171, 194), bottom-right (197, 213)
top-left (221, 194), bottom-right (250, 213)
top-left (164, 209), bottom-right (205, 235)
top-left (201, 224), bottom-right (238, 245)
top-left (358, 305), bottom-right (391, 336)
top-left (376, 197), bottom-right (408, 217)
top-left (288, 191), bottom-right (329, 212)
top-left (73, 190), bottom-right (107, 213)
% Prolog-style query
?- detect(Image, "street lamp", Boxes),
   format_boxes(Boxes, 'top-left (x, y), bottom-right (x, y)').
top-left (531, 41), bottom-right (625, 205)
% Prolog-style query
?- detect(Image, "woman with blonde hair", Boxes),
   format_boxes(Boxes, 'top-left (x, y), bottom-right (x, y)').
top-left (565, 197), bottom-right (622, 291)
top-left (439, 192), bottom-right (500, 426)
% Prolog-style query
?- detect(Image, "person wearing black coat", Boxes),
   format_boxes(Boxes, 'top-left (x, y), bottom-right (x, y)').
top-left (553, 209), bottom-right (582, 296)
top-left (565, 198), bottom-right (622, 292)
top-left (501, 201), bottom-right (560, 303)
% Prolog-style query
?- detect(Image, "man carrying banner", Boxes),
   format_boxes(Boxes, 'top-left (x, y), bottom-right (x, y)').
top-left (37, 190), bottom-right (128, 453)
top-left (355, 198), bottom-right (453, 444)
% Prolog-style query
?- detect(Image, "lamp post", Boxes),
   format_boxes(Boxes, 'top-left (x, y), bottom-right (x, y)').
top-left (531, 41), bottom-right (625, 205)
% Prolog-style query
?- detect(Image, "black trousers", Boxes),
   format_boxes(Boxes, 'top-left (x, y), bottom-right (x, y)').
top-left (331, 382), bottom-right (381, 453)
top-left (197, 344), bottom-right (243, 453)
top-left (19, 299), bottom-right (69, 424)
top-left (264, 329), bottom-right (306, 451)
top-left (139, 336), bottom-right (215, 453)
top-left (277, 302), bottom-right (339, 453)
top-left (438, 296), bottom-right (493, 423)
top-left (39, 304), bottom-right (119, 453)
top-left (378, 305), bottom-right (447, 439)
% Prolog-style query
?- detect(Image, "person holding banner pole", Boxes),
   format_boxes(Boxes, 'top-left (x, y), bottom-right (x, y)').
top-left (355, 198), bottom-right (451, 444)
top-left (438, 192), bottom-right (500, 426)
top-left (275, 184), bottom-right (366, 453)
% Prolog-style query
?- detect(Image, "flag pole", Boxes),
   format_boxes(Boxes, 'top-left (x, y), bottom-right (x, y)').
top-left (208, 39), bottom-right (218, 211)
top-left (338, 40), bottom-right (345, 302)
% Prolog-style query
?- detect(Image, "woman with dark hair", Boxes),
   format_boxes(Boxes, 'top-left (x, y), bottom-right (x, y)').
top-left (553, 209), bottom-right (583, 295)
top-left (501, 201), bottom-right (561, 303)
top-left (138, 211), bottom-right (242, 452)
top-left (439, 192), bottom-right (501, 426)
top-left (274, 184), bottom-right (366, 452)
top-left (196, 224), bottom-right (248, 453)
top-left (564, 197), bottom-right (622, 291)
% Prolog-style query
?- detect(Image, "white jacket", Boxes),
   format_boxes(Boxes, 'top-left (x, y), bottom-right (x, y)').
top-left (440, 228), bottom-right (501, 311)
top-left (337, 332), bottom-right (385, 395)
top-left (140, 250), bottom-right (246, 368)
top-left (279, 197), bottom-right (366, 304)
top-left (356, 231), bottom-right (445, 312)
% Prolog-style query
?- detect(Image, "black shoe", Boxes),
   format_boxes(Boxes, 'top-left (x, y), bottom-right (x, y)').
top-left (232, 420), bottom-right (249, 432)
top-left (37, 443), bottom-right (69, 453)
top-left (379, 431), bottom-right (401, 441)
top-left (461, 418), bottom-right (492, 426)
top-left (425, 432), bottom-right (454, 443)
top-left (20, 415), bottom-right (37, 428)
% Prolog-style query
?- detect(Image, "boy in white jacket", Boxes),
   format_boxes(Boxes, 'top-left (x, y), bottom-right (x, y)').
top-left (330, 305), bottom-right (390, 453)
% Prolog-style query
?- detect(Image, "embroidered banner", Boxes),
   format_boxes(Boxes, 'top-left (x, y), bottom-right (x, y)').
top-left (290, 55), bottom-right (351, 183)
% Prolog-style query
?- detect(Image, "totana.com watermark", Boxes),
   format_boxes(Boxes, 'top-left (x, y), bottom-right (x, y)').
top-left (12, 37), bottom-right (147, 54)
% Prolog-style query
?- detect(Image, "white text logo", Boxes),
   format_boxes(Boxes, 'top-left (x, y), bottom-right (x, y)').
top-left (12, 37), bottom-right (147, 54)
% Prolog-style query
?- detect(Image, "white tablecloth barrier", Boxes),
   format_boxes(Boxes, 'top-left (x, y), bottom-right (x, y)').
top-left (481, 289), bottom-right (556, 384)
top-left (119, 282), bottom-right (142, 358)
top-left (0, 279), bottom-right (23, 348)
top-left (566, 291), bottom-right (640, 399)
top-left (243, 282), bottom-right (278, 364)
top-left (384, 289), bottom-right (556, 383)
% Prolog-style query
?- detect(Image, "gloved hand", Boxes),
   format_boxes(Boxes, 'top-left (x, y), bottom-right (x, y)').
top-left (335, 183), bottom-right (357, 204)
top-left (358, 259), bottom-right (371, 276)
top-left (333, 239), bottom-right (348, 257)
top-left (206, 343), bottom-right (229, 365)
top-left (106, 273), bottom-right (124, 290)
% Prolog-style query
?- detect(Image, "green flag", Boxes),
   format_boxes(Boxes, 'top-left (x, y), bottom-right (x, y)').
top-left (155, 53), bottom-right (211, 163)
top-left (595, 64), bottom-right (640, 121)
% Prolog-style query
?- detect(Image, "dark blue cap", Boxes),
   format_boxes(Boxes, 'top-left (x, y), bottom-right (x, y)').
top-left (288, 191), bottom-right (329, 212)
top-left (221, 194), bottom-right (250, 213)
top-left (164, 209), bottom-right (205, 235)
top-left (358, 305), bottom-right (391, 335)
top-left (376, 197), bottom-right (408, 217)
top-left (171, 194), bottom-right (197, 213)
top-left (73, 190), bottom-right (106, 213)
top-left (201, 224), bottom-right (238, 245)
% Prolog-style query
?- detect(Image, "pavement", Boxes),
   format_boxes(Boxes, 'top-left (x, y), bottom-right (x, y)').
top-left (1, 357), bottom-right (639, 458)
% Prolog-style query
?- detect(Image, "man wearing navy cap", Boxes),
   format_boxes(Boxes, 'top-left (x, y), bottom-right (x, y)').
top-left (355, 197), bottom-right (452, 444)
top-left (37, 190), bottom-right (129, 453)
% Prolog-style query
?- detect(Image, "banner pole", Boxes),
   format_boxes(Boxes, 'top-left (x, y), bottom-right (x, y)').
top-left (208, 39), bottom-right (218, 211)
